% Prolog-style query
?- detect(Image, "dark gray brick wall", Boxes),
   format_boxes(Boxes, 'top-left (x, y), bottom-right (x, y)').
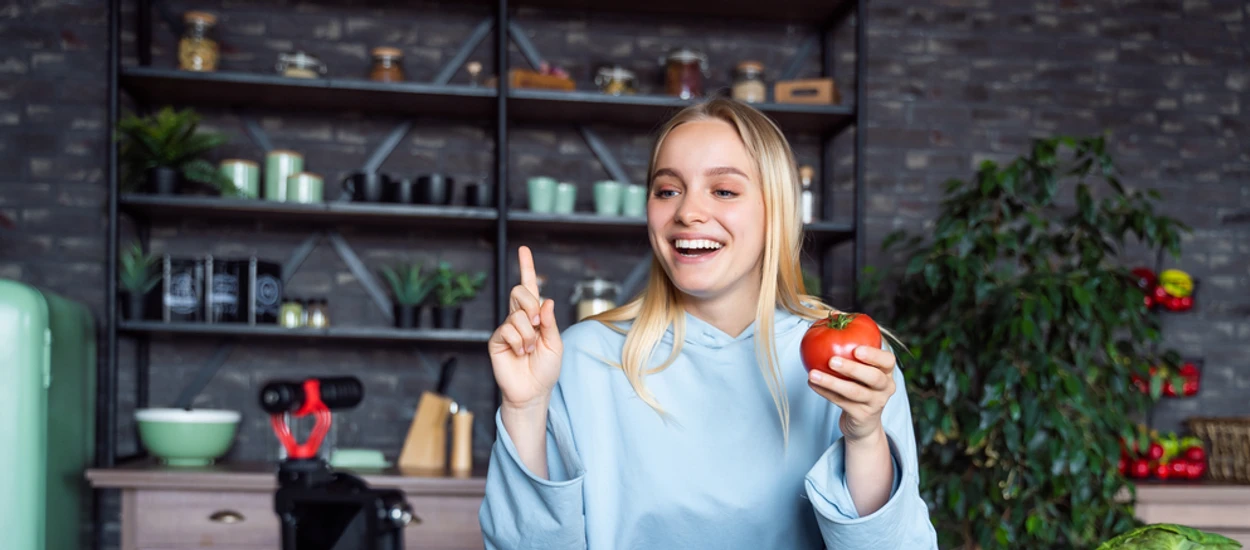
top-left (1, 0), bottom-right (1246, 548)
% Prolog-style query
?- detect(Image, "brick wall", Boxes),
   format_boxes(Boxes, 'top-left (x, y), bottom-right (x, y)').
top-left (1, 0), bottom-right (1246, 547)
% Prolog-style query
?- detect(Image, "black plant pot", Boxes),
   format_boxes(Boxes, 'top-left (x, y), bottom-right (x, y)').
top-left (146, 166), bottom-right (180, 195)
top-left (432, 306), bottom-right (462, 329)
top-left (121, 291), bottom-right (148, 321)
top-left (393, 303), bottom-right (419, 329)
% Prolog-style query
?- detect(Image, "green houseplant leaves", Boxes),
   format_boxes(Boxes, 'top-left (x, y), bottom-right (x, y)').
top-left (380, 263), bottom-right (436, 306)
top-left (860, 135), bottom-right (1190, 549)
top-left (116, 106), bottom-right (235, 195)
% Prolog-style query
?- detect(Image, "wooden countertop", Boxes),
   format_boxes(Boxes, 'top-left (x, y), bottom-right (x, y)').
top-left (87, 459), bottom-right (488, 497)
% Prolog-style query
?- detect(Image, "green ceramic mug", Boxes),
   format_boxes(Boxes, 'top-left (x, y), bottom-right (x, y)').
top-left (594, 180), bottom-right (623, 216)
top-left (554, 182), bottom-right (577, 214)
top-left (527, 176), bottom-right (556, 213)
top-left (219, 159), bottom-right (259, 198)
top-left (286, 172), bottom-right (324, 203)
top-left (622, 184), bottom-right (646, 217)
top-left (265, 150), bottom-right (304, 202)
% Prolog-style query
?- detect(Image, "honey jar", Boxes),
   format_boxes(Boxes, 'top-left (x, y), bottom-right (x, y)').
top-left (178, 11), bottom-right (219, 72)
top-left (732, 61), bottom-right (767, 103)
top-left (368, 47), bottom-right (405, 82)
top-left (594, 66), bottom-right (638, 95)
top-left (660, 48), bottom-right (709, 100)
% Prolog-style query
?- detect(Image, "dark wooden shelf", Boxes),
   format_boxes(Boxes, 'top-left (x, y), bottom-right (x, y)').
top-left (120, 194), bottom-right (498, 230)
top-left (120, 67), bottom-right (496, 119)
top-left (510, 0), bottom-right (853, 25)
top-left (509, 88), bottom-right (855, 136)
top-left (508, 211), bottom-right (853, 245)
top-left (119, 320), bottom-right (492, 346)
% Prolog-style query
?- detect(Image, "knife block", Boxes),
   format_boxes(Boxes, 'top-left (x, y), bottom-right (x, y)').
top-left (398, 391), bottom-right (453, 472)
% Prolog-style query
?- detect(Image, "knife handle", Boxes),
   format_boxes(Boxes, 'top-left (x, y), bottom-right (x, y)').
top-left (451, 409), bottom-right (474, 474)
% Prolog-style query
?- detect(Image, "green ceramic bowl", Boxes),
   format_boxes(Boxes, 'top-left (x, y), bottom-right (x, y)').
top-left (136, 408), bottom-right (241, 466)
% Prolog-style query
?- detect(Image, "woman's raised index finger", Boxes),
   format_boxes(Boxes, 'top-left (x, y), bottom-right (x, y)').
top-left (518, 245), bottom-right (539, 297)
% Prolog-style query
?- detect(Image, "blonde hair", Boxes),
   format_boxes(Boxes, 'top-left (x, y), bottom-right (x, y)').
top-left (586, 98), bottom-right (837, 445)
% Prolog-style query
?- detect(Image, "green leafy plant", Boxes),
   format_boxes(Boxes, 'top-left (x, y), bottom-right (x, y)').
top-left (434, 261), bottom-right (487, 308)
top-left (116, 106), bottom-right (235, 195)
top-left (119, 241), bottom-right (161, 294)
top-left (380, 262), bottom-right (436, 305)
top-left (858, 135), bottom-right (1189, 549)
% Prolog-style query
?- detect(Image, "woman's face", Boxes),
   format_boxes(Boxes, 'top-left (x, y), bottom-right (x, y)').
top-left (647, 118), bottom-right (767, 303)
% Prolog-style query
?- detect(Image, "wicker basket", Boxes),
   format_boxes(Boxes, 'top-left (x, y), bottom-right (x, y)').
top-left (1187, 416), bottom-right (1250, 483)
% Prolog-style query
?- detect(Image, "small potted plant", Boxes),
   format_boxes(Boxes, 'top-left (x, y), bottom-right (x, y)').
top-left (118, 241), bottom-right (160, 321)
top-left (380, 262), bottom-right (435, 329)
top-left (432, 262), bottom-right (486, 329)
top-left (116, 106), bottom-right (236, 196)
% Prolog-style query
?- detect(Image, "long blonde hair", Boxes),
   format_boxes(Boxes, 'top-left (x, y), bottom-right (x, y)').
top-left (586, 98), bottom-right (836, 445)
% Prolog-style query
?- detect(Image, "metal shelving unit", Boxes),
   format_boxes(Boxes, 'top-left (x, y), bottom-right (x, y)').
top-left (98, 0), bottom-right (866, 545)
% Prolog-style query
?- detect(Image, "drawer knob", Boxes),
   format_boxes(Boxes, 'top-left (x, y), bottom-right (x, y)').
top-left (209, 510), bottom-right (245, 524)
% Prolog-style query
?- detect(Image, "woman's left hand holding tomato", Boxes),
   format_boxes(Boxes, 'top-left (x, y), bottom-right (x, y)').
top-left (808, 345), bottom-right (897, 442)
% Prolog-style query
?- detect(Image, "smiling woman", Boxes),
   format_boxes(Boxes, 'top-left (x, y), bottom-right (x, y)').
top-left (479, 98), bottom-right (938, 549)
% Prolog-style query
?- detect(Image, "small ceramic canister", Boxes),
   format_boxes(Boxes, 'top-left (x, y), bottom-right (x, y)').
top-left (265, 150), bottom-right (303, 201)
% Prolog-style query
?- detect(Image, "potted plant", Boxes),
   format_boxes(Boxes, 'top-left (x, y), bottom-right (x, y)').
top-left (858, 135), bottom-right (1190, 549)
top-left (116, 106), bottom-right (236, 196)
top-left (380, 262), bottom-right (435, 329)
top-left (118, 241), bottom-right (161, 321)
top-left (432, 262), bottom-right (486, 329)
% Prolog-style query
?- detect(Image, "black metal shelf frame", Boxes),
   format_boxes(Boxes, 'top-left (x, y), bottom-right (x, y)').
top-left (98, 0), bottom-right (866, 545)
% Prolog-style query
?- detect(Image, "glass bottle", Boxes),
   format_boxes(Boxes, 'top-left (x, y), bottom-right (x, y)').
top-left (368, 47), bottom-right (405, 82)
top-left (732, 61), bottom-right (767, 103)
top-left (280, 298), bottom-right (304, 328)
top-left (178, 11), bottom-right (219, 72)
top-left (800, 165), bottom-right (815, 224)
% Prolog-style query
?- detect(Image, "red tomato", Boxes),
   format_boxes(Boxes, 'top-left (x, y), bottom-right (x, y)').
top-left (1152, 285), bottom-right (1170, 302)
top-left (1169, 460), bottom-right (1189, 479)
top-left (1118, 456), bottom-right (1127, 476)
top-left (1184, 446), bottom-right (1206, 463)
top-left (1154, 462), bottom-right (1170, 480)
top-left (1179, 296), bottom-right (1193, 311)
top-left (1130, 459), bottom-right (1151, 479)
top-left (1147, 442), bottom-right (1165, 461)
top-left (1132, 267), bottom-right (1157, 291)
top-left (1185, 460), bottom-right (1206, 479)
top-left (800, 312), bottom-right (882, 379)
top-left (1183, 379), bottom-right (1199, 396)
top-left (1179, 363), bottom-right (1198, 377)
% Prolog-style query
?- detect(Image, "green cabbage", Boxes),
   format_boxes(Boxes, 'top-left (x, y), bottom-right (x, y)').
top-left (1097, 524), bottom-right (1243, 550)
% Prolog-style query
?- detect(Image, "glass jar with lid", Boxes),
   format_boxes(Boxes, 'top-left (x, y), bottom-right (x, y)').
top-left (368, 47), bottom-right (405, 82)
top-left (660, 48), bottom-right (709, 100)
top-left (306, 298), bottom-right (330, 328)
top-left (571, 278), bottom-right (622, 321)
top-left (178, 11), bottom-right (219, 72)
top-left (275, 51), bottom-right (327, 79)
top-left (732, 60), bottom-right (767, 103)
top-left (594, 66), bottom-right (638, 95)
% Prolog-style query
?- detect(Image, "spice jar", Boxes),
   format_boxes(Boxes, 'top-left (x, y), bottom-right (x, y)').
top-left (799, 165), bottom-right (815, 223)
top-left (368, 47), bottom-right (405, 82)
top-left (594, 66), bottom-right (637, 95)
top-left (732, 61), bottom-right (767, 103)
top-left (279, 298), bottom-right (304, 328)
top-left (571, 278), bottom-right (622, 321)
top-left (660, 48), bottom-right (709, 100)
top-left (178, 11), bottom-right (219, 72)
top-left (275, 51), bottom-right (327, 79)
top-left (307, 298), bottom-right (330, 328)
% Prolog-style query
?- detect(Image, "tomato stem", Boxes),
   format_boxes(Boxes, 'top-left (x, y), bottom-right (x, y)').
top-left (823, 312), bottom-right (858, 330)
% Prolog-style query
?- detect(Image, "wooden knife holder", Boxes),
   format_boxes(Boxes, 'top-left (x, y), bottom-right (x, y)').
top-left (398, 391), bottom-right (452, 472)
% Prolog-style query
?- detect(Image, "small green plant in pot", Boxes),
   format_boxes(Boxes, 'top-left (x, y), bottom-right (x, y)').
top-left (119, 241), bottom-right (161, 321)
top-left (116, 106), bottom-right (235, 196)
top-left (433, 261), bottom-right (486, 329)
top-left (858, 135), bottom-right (1191, 549)
top-left (381, 262), bottom-right (435, 329)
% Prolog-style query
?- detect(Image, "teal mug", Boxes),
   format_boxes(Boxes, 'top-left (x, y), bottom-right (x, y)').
top-left (594, 180), bottom-right (623, 216)
top-left (527, 176), bottom-right (556, 213)
top-left (286, 172), bottom-right (324, 203)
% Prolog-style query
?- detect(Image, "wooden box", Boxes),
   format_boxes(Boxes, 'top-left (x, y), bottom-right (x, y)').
top-left (774, 78), bottom-right (839, 105)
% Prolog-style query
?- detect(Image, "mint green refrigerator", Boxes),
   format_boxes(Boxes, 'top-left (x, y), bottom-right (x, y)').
top-left (0, 279), bottom-right (96, 550)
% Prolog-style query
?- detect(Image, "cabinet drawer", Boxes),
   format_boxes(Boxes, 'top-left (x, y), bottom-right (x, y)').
top-left (134, 490), bottom-right (277, 548)
top-left (131, 489), bottom-right (484, 550)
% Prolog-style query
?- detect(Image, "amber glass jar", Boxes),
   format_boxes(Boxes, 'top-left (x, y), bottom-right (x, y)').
top-left (178, 11), bottom-right (219, 72)
top-left (369, 47), bottom-right (405, 82)
top-left (661, 48), bottom-right (708, 100)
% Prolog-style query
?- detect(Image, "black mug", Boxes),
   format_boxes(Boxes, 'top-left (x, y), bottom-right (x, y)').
top-left (464, 182), bottom-right (493, 207)
top-left (386, 178), bottom-right (417, 204)
top-left (341, 172), bottom-right (389, 203)
top-left (415, 174), bottom-right (453, 205)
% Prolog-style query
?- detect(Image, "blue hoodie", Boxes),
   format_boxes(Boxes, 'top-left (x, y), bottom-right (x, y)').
top-left (479, 308), bottom-right (939, 549)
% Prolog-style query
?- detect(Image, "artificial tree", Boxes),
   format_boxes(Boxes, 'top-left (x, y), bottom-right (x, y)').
top-left (859, 136), bottom-right (1189, 549)
top-left (432, 262), bottom-right (486, 329)
top-left (118, 241), bottom-right (161, 321)
top-left (381, 262), bottom-right (435, 329)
